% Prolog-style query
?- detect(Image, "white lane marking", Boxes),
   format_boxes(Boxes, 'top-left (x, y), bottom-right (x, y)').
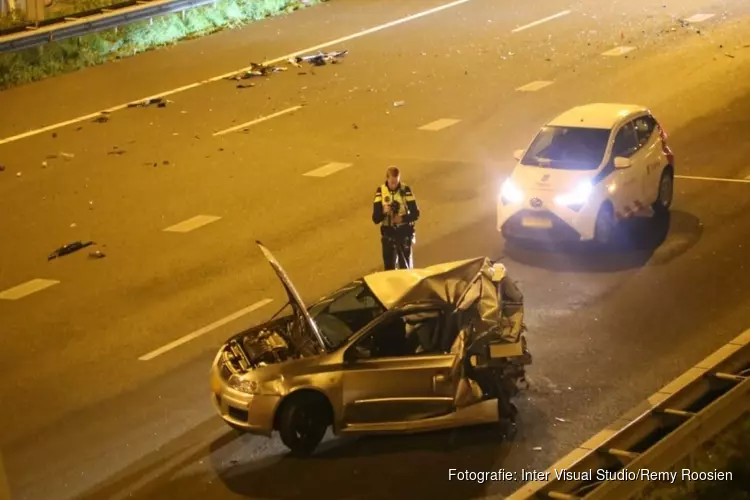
top-left (516, 80), bottom-right (554, 92)
top-left (684, 13), bottom-right (715, 23)
top-left (0, 279), bottom-right (60, 300)
top-left (510, 10), bottom-right (571, 33)
top-left (676, 175), bottom-right (750, 184)
top-left (138, 298), bottom-right (273, 360)
top-left (303, 162), bottom-right (353, 177)
top-left (163, 215), bottom-right (221, 233)
top-left (602, 46), bottom-right (636, 56)
top-left (0, 0), bottom-right (473, 146)
top-left (212, 106), bottom-right (302, 136)
top-left (418, 118), bottom-right (461, 131)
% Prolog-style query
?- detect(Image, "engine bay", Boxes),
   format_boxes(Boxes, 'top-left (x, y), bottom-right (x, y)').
top-left (222, 326), bottom-right (295, 374)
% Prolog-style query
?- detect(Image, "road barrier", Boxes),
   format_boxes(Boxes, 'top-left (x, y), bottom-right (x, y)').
top-left (0, 0), bottom-right (217, 53)
top-left (507, 328), bottom-right (750, 500)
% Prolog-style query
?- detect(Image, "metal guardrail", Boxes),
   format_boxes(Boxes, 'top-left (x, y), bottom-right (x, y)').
top-left (0, 0), bottom-right (217, 53)
top-left (507, 328), bottom-right (750, 500)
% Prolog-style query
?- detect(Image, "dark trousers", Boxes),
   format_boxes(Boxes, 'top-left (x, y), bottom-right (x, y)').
top-left (381, 233), bottom-right (414, 270)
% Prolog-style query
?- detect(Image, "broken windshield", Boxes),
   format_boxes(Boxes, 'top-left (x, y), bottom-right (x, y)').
top-left (522, 126), bottom-right (611, 170)
top-left (308, 280), bottom-right (386, 349)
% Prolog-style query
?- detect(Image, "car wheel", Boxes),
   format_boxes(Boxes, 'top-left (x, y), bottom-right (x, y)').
top-left (594, 203), bottom-right (617, 247)
top-left (653, 169), bottom-right (674, 215)
top-left (278, 393), bottom-right (330, 456)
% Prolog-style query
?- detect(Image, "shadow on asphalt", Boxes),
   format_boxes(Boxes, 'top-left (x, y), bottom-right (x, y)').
top-left (503, 210), bottom-right (703, 272)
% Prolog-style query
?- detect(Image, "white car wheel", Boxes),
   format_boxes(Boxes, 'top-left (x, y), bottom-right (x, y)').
top-left (594, 203), bottom-right (617, 246)
top-left (653, 169), bottom-right (674, 214)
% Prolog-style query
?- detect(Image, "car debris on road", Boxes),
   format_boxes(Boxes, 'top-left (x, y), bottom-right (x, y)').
top-left (227, 62), bottom-right (287, 81)
top-left (128, 97), bottom-right (172, 108)
top-left (48, 241), bottom-right (94, 260)
top-left (291, 49), bottom-right (348, 66)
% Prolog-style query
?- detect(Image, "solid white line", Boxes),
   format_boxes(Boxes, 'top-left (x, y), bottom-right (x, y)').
top-left (0, 279), bottom-right (60, 300)
top-left (138, 298), bottom-right (273, 361)
top-left (684, 13), bottom-right (715, 23)
top-left (303, 162), bottom-right (353, 177)
top-left (511, 10), bottom-right (571, 33)
top-left (516, 80), bottom-right (554, 92)
top-left (0, 0), bottom-right (473, 146)
top-left (602, 46), bottom-right (636, 56)
top-left (163, 215), bottom-right (222, 233)
top-left (213, 106), bottom-right (302, 136)
top-left (676, 175), bottom-right (750, 184)
top-left (418, 118), bottom-right (461, 131)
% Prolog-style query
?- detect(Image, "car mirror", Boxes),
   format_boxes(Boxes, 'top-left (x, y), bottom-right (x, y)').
top-left (614, 156), bottom-right (632, 169)
top-left (513, 149), bottom-right (525, 161)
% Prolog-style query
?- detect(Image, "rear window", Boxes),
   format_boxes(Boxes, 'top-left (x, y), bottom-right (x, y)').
top-left (522, 126), bottom-right (611, 170)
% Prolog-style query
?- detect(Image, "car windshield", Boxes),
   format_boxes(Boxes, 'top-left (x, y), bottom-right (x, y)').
top-left (522, 126), bottom-right (611, 170)
top-left (308, 280), bottom-right (385, 349)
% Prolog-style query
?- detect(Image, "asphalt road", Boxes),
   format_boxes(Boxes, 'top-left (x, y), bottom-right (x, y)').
top-left (1, 0), bottom-right (750, 499)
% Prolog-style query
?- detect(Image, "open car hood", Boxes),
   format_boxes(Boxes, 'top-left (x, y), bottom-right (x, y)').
top-left (256, 241), bottom-right (327, 353)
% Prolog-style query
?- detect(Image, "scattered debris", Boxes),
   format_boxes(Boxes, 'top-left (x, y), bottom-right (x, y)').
top-left (108, 149), bottom-right (126, 155)
top-left (293, 50), bottom-right (348, 66)
top-left (0, 164), bottom-right (5, 172)
top-left (393, 101), bottom-right (405, 107)
top-left (555, 417), bottom-right (567, 423)
top-left (60, 152), bottom-right (75, 160)
top-left (227, 62), bottom-right (287, 81)
top-left (93, 114), bottom-right (109, 123)
top-left (89, 250), bottom-right (106, 259)
top-left (532, 447), bottom-right (543, 451)
top-left (725, 53), bottom-right (735, 58)
top-left (352, 123), bottom-right (359, 130)
top-left (52, 132), bottom-right (57, 138)
top-left (48, 240), bottom-right (94, 260)
top-left (89, 201), bottom-right (94, 209)
top-left (163, 160), bottom-right (170, 165)
top-left (236, 83), bottom-right (255, 89)
top-left (41, 161), bottom-right (48, 168)
top-left (16, 171), bottom-right (21, 177)
top-left (76, 126), bottom-right (83, 131)
top-left (128, 97), bottom-right (172, 108)
top-left (70, 223), bottom-right (77, 228)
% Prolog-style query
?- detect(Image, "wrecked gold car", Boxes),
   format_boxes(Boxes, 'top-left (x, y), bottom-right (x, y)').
top-left (209, 242), bottom-right (532, 455)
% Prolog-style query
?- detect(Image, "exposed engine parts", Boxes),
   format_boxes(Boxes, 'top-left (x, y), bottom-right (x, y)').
top-left (242, 329), bottom-right (292, 367)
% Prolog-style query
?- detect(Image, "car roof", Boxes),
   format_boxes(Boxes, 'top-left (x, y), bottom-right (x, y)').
top-left (547, 103), bottom-right (649, 130)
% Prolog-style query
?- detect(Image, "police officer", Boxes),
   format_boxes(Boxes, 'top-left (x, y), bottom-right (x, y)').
top-left (372, 166), bottom-right (420, 270)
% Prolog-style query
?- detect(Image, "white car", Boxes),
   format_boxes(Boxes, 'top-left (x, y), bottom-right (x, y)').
top-left (497, 103), bottom-right (675, 245)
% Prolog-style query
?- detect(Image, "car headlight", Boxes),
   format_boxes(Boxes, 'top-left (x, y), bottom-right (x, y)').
top-left (228, 375), bottom-right (259, 394)
top-left (500, 179), bottom-right (524, 204)
top-left (554, 180), bottom-right (593, 209)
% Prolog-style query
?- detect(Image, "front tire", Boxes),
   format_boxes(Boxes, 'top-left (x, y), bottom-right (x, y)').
top-left (594, 203), bottom-right (617, 247)
top-left (277, 394), bottom-right (330, 456)
top-left (653, 168), bottom-right (674, 215)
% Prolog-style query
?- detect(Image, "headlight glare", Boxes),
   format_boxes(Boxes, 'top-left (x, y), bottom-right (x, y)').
top-left (554, 180), bottom-right (593, 207)
top-left (500, 179), bottom-right (524, 204)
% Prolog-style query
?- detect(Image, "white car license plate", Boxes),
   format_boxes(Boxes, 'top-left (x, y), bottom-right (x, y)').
top-left (521, 216), bottom-right (553, 229)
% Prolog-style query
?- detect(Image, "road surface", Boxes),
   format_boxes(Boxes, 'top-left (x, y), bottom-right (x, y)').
top-left (1, 0), bottom-right (750, 499)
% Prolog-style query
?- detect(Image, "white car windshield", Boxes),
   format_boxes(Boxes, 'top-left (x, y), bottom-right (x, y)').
top-left (522, 126), bottom-right (610, 170)
top-left (308, 280), bottom-right (385, 349)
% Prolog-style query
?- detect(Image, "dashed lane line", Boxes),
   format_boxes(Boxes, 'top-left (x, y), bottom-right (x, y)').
top-left (418, 118), bottom-right (461, 131)
top-left (303, 162), bottom-right (353, 177)
top-left (163, 215), bottom-right (222, 233)
top-left (138, 298), bottom-right (274, 360)
top-left (676, 175), bottom-right (750, 184)
top-left (510, 10), bottom-right (571, 33)
top-left (0, 279), bottom-right (60, 300)
top-left (684, 13), bottom-right (715, 23)
top-left (0, 0), bottom-right (475, 146)
top-left (516, 80), bottom-right (554, 92)
top-left (213, 106), bottom-right (302, 136)
top-left (602, 46), bottom-right (636, 56)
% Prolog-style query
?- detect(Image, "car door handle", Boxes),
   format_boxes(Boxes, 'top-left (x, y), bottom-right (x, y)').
top-left (434, 374), bottom-right (447, 383)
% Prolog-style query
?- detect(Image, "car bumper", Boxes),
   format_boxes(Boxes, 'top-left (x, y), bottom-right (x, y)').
top-left (210, 369), bottom-right (280, 436)
top-left (497, 201), bottom-right (598, 242)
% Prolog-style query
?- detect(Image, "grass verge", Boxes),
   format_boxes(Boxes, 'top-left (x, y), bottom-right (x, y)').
top-left (635, 413), bottom-right (749, 500)
top-left (0, 0), bottom-right (323, 90)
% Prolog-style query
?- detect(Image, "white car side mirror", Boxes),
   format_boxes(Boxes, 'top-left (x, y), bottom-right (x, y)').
top-left (513, 149), bottom-right (525, 161)
top-left (614, 156), bottom-right (632, 169)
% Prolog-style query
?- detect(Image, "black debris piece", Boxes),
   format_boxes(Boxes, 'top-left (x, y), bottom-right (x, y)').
top-left (108, 150), bottom-right (126, 155)
top-left (352, 123), bottom-right (359, 129)
top-left (128, 97), bottom-right (173, 108)
top-left (227, 62), bottom-right (287, 81)
top-left (52, 132), bottom-right (57, 138)
top-left (0, 165), bottom-right (5, 172)
top-left (293, 50), bottom-right (348, 66)
top-left (93, 114), bottom-right (109, 123)
top-left (237, 83), bottom-right (255, 89)
top-left (89, 250), bottom-right (106, 259)
top-left (76, 126), bottom-right (83, 131)
top-left (163, 160), bottom-right (170, 165)
top-left (48, 240), bottom-right (94, 260)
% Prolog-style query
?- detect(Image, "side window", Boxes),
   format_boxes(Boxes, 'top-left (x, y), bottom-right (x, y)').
top-left (634, 115), bottom-right (657, 147)
top-left (353, 309), bottom-right (446, 359)
top-left (612, 122), bottom-right (639, 158)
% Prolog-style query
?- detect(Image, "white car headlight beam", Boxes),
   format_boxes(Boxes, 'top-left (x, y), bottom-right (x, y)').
top-left (554, 180), bottom-right (593, 207)
top-left (500, 179), bottom-right (524, 204)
